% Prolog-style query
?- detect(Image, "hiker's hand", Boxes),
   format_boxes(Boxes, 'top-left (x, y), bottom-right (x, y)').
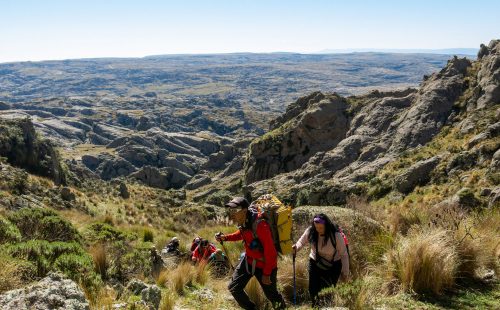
top-left (191, 257), bottom-right (197, 262)
top-left (261, 275), bottom-right (272, 285)
top-left (292, 244), bottom-right (297, 256)
top-left (215, 233), bottom-right (225, 242)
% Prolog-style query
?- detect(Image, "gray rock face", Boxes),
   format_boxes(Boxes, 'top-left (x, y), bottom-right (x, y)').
top-left (389, 56), bottom-right (471, 151)
top-left (130, 166), bottom-right (190, 189)
top-left (244, 54), bottom-right (471, 199)
top-left (0, 118), bottom-right (66, 185)
top-left (0, 273), bottom-right (89, 310)
top-left (245, 93), bottom-right (350, 184)
top-left (98, 157), bottom-right (137, 180)
top-left (474, 40), bottom-right (500, 109)
top-left (185, 174), bottom-right (212, 190)
top-left (394, 156), bottom-right (441, 194)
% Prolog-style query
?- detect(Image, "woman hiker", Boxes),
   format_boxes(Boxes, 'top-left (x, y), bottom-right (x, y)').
top-left (293, 213), bottom-right (350, 307)
top-left (215, 197), bottom-right (286, 310)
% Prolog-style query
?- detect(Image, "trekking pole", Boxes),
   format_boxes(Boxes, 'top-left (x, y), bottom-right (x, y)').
top-left (293, 252), bottom-right (297, 305)
top-left (216, 232), bottom-right (234, 270)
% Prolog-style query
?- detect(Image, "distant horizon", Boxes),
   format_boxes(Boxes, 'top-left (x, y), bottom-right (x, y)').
top-left (0, 47), bottom-right (480, 65)
top-left (1, 1), bottom-right (498, 63)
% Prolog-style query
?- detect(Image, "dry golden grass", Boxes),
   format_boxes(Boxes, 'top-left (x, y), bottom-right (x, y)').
top-left (245, 277), bottom-right (268, 309)
top-left (162, 261), bottom-right (210, 295)
top-left (86, 285), bottom-right (116, 310)
top-left (159, 288), bottom-right (177, 310)
top-left (0, 254), bottom-right (25, 293)
top-left (277, 256), bottom-right (309, 303)
top-left (89, 243), bottom-right (108, 280)
top-left (384, 228), bottom-right (458, 295)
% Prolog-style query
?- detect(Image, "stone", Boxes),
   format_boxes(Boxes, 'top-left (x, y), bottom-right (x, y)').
top-left (185, 174), bottom-right (211, 190)
top-left (452, 188), bottom-right (481, 208)
top-left (489, 187), bottom-right (500, 208)
top-left (0, 272), bottom-right (89, 310)
top-left (140, 285), bottom-right (161, 310)
top-left (60, 187), bottom-right (76, 201)
top-left (447, 151), bottom-right (478, 172)
top-left (480, 188), bottom-right (492, 196)
top-left (394, 156), bottom-right (441, 194)
top-left (119, 182), bottom-right (130, 199)
top-left (125, 279), bottom-right (148, 295)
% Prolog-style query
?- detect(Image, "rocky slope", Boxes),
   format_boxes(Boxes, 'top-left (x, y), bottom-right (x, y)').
top-left (242, 40), bottom-right (499, 207)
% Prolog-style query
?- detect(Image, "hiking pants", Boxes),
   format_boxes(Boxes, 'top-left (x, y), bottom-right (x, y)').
top-left (308, 258), bottom-right (342, 307)
top-left (228, 256), bottom-right (286, 310)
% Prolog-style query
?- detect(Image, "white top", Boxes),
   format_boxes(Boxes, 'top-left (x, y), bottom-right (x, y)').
top-left (294, 227), bottom-right (349, 277)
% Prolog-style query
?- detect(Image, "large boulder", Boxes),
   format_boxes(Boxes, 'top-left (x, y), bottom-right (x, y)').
top-left (394, 156), bottom-right (441, 194)
top-left (130, 166), bottom-right (190, 189)
top-left (0, 273), bottom-right (89, 310)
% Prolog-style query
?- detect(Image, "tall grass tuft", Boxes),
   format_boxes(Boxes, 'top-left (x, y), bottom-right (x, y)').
top-left (90, 243), bottom-right (108, 280)
top-left (384, 228), bottom-right (458, 295)
top-left (159, 288), bottom-right (177, 310)
top-left (277, 256), bottom-right (309, 303)
top-left (245, 277), bottom-right (268, 309)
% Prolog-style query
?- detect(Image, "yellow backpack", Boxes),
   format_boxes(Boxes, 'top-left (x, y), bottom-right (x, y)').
top-left (250, 194), bottom-right (293, 255)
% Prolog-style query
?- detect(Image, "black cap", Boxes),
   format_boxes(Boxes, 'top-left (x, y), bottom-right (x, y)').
top-left (225, 197), bottom-right (249, 209)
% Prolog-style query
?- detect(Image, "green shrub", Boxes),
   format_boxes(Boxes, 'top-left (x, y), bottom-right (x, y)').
top-left (0, 216), bottom-right (22, 244)
top-left (2, 239), bottom-right (101, 293)
top-left (143, 228), bottom-right (154, 243)
top-left (54, 252), bottom-right (101, 292)
top-left (8, 208), bottom-right (80, 242)
top-left (205, 190), bottom-right (233, 207)
top-left (83, 222), bottom-right (132, 244)
top-left (118, 243), bottom-right (152, 280)
top-left (3, 240), bottom-right (87, 277)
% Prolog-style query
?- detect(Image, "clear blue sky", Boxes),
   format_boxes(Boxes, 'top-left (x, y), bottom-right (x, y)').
top-left (1, 0), bottom-right (499, 62)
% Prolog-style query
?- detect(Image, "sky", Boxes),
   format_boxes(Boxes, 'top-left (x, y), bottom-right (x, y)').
top-left (1, 0), bottom-right (499, 63)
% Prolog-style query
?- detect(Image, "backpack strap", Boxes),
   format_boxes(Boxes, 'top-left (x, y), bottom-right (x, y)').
top-left (315, 230), bottom-right (337, 263)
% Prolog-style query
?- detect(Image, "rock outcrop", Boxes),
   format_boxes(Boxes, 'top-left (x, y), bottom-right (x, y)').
top-left (0, 273), bottom-right (89, 310)
top-left (245, 93), bottom-right (349, 184)
top-left (243, 47), bottom-right (497, 203)
top-left (394, 156), bottom-right (441, 193)
top-left (0, 118), bottom-right (66, 184)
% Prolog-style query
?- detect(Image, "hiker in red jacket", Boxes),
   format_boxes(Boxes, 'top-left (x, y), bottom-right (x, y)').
top-left (191, 239), bottom-right (217, 263)
top-left (215, 197), bottom-right (286, 310)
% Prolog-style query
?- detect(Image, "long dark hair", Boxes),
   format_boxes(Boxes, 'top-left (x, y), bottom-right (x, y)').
top-left (307, 213), bottom-right (339, 247)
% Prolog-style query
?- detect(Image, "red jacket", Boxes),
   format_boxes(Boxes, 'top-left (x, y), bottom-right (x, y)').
top-left (224, 219), bottom-right (277, 276)
top-left (192, 244), bottom-right (217, 262)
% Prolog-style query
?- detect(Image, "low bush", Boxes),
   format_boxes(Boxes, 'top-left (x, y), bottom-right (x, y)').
top-left (0, 216), bottom-right (21, 244)
top-left (8, 207), bottom-right (80, 242)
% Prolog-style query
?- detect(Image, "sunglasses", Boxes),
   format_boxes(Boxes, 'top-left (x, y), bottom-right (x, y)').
top-left (226, 208), bottom-right (244, 217)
